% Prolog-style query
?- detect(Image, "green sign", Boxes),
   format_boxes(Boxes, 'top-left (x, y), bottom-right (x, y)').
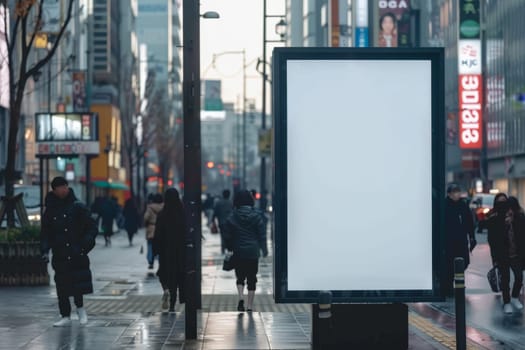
top-left (204, 98), bottom-right (223, 111)
top-left (460, 20), bottom-right (480, 38)
top-left (459, 0), bottom-right (480, 39)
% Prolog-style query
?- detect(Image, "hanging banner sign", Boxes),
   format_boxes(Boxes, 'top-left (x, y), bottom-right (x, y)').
top-left (377, 0), bottom-right (411, 48)
top-left (458, 40), bottom-right (481, 74)
top-left (72, 71), bottom-right (87, 112)
top-left (458, 74), bottom-right (483, 149)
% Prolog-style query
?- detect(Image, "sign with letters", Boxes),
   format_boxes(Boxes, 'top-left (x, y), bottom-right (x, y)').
top-left (35, 113), bottom-right (99, 156)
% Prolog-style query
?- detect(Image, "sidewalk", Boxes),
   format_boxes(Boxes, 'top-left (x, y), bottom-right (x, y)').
top-left (0, 223), bottom-right (520, 349)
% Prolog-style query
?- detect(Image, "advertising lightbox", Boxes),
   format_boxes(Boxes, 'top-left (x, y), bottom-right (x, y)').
top-left (272, 48), bottom-right (445, 303)
top-left (35, 113), bottom-right (99, 156)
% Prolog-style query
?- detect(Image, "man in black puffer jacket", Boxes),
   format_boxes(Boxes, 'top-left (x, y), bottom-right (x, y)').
top-left (444, 183), bottom-right (476, 297)
top-left (41, 177), bottom-right (98, 327)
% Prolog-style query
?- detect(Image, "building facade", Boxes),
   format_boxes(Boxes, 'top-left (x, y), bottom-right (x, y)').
top-left (285, 1), bottom-right (525, 202)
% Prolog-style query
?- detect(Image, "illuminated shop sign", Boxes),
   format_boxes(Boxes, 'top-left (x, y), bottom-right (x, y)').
top-left (458, 75), bottom-right (483, 149)
top-left (35, 113), bottom-right (99, 156)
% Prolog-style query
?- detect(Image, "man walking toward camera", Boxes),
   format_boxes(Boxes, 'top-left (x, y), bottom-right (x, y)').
top-left (444, 183), bottom-right (476, 297)
top-left (41, 177), bottom-right (98, 326)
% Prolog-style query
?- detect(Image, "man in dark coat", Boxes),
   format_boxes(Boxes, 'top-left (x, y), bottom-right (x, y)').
top-left (444, 183), bottom-right (476, 297)
top-left (41, 177), bottom-right (98, 326)
top-left (123, 198), bottom-right (140, 246)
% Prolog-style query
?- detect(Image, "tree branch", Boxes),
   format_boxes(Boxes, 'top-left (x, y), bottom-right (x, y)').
top-left (26, 0), bottom-right (44, 51)
top-left (7, 8), bottom-right (21, 54)
top-left (26, 0), bottom-right (74, 80)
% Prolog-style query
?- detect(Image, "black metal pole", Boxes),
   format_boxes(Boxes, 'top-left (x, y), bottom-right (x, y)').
top-left (85, 156), bottom-right (91, 206)
top-left (39, 158), bottom-right (44, 219)
top-left (46, 59), bottom-right (51, 199)
top-left (48, 60), bottom-right (51, 114)
top-left (480, 0), bottom-right (489, 191)
top-left (242, 49), bottom-right (247, 189)
top-left (454, 257), bottom-right (467, 350)
top-left (260, 0), bottom-right (267, 207)
top-left (183, 0), bottom-right (202, 339)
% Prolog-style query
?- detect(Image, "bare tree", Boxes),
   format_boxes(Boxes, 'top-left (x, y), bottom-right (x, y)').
top-left (1, 0), bottom-right (74, 226)
top-left (148, 86), bottom-right (176, 191)
top-left (139, 69), bottom-right (183, 193)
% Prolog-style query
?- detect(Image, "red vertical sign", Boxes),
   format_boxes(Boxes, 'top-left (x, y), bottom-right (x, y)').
top-left (458, 74), bottom-right (483, 149)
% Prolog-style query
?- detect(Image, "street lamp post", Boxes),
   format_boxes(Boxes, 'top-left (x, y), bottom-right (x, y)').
top-left (104, 134), bottom-right (112, 195)
top-left (261, 2), bottom-right (286, 209)
top-left (182, 3), bottom-right (219, 339)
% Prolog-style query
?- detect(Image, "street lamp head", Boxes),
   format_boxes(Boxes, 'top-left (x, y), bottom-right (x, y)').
top-left (275, 18), bottom-right (287, 40)
top-left (201, 11), bottom-right (220, 19)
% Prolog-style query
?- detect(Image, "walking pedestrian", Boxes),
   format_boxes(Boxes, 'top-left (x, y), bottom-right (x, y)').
top-left (444, 183), bottom-right (476, 297)
top-left (123, 198), bottom-right (140, 246)
top-left (144, 193), bottom-right (164, 269)
top-left (223, 190), bottom-right (268, 312)
top-left (485, 194), bottom-right (525, 314)
top-left (40, 177), bottom-right (98, 326)
top-left (213, 189), bottom-right (233, 254)
top-left (202, 193), bottom-right (215, 227)
top-left (99, 195), bottom-right (119, 247)
top-left (153, 188), bottom-right (186, 312)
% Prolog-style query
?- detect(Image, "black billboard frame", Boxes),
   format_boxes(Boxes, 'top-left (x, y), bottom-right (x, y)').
top-left (272, 47), bottom-right (446, 304)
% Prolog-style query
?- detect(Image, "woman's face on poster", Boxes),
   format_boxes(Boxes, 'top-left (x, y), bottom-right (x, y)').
top-left (381, 15), bottom-right (395, 35)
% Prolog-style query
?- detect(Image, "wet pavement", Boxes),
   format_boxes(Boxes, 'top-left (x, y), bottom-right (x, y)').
top-left (1, 223), bottom-right (524, 349)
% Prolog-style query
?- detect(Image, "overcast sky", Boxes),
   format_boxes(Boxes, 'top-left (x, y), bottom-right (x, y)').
top-left (199, 0), bottom-right (286, 111)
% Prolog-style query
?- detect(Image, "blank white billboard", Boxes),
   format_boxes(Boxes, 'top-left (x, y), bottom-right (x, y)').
top-left (272, 48), bottom-right (447, 304)
top-left (286, 59), bottom-right (433, 291)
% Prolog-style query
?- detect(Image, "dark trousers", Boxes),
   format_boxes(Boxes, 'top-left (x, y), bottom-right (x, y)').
top-left (235, 258), bottom-right (259, 291)
top-left (58, 294), bottom-right (83, 317)
top-left (161, 278), bottom-right (185, 309)
top-left (126, 229), bottom-right (136, 244)
top-left (219, 225), bottom-right (226, 253)
top-left (500, 257), bottom-right (523, 304)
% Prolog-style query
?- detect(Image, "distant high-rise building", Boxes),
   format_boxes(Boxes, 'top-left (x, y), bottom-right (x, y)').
top-left (136, 0), bottom-right (183, 185)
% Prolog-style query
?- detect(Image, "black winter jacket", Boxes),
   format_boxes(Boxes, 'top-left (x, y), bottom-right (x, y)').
top-left (41, 189), bottom-right (98, 296)
top-left (153, 206), bottom-right (186, 301)
top-left (485, 210), bottom-right (525, 265)
top-left (223, 206), bottom-right (267, 259)
top-left (445, 197), bottom-right (475, 268)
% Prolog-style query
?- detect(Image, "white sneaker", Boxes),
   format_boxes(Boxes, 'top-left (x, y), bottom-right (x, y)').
top-left (503, 303), bottom-right (513, 314)
top-left (511, 298), bottom-right (524, 310)
top-left (162, 290), bottom-right (170, 310)
top-left (77, 307), bottom-right (88, 325)
top-left (53, 317), bottom-right (71, 327)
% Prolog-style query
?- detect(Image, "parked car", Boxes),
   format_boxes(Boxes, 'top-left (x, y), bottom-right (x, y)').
top-left (470, 193), bottom-right (496, 231)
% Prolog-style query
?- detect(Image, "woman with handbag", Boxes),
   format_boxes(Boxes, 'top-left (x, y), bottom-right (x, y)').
top-left (485, 194), bottom-right (525, 314)
top-left (223, 190), bottom-right (268, 312)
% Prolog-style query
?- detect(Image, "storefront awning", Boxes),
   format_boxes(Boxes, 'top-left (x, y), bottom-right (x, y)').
top-left (92, 181), bottom-right (129, 190)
